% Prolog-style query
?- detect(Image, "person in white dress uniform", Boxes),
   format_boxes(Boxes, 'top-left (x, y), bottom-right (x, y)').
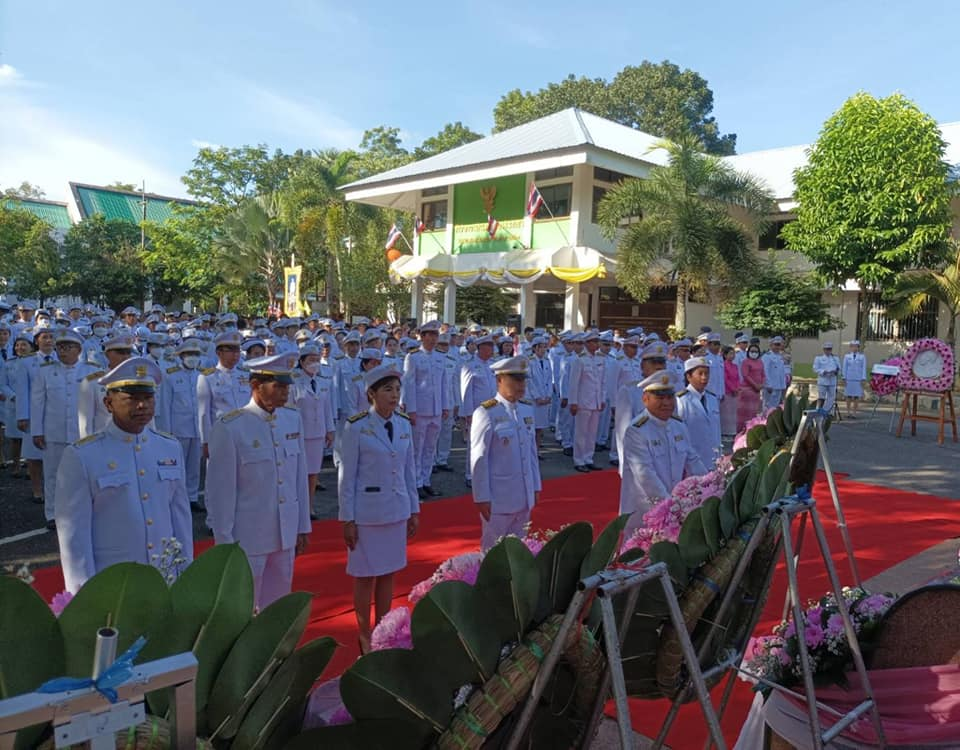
top-left (433, 333), bottom-right (460, 473)
top-left (206, 353), bottom-right (312, 610)
top-left (841, 340), bottom-right (867, 418)
top-left (156, 338), bottom-right (203, 511)
top-left (608, 335), bottom-right (643, 466)
top-left (620, 371), bottom-right (707, 537)
top-left (55, 357), bottom-right (193, 593)
top-left (197, 331), bottom-right (249, 456)
top-left (4, 335), bottom-right (35, 478)
top-left (761, 336), bottom-right (791, 410)
top-left (568, 331), bottom-right (606, 472)
top-left (812, 341), bottom-right (841, 414)
top-left (31, 330), bottom-right (99, 527)
top-left (17, 329), bottom-right (57, 504)
top-left (676, 357), bottom-right (722, 470)
top-left (78, 334), bottom-right (136, 439)
top-left (289, 344), bottom-right (336, 502)
top-left (460, 334), bottom-right (497, 488)
top-left (526, 336), bottom-right (553, 454)
top-left (470, 357), bottom-right (542, 551)
top-left (338, 363), bottom-right (419, 653)
top-left (613, 341), bottom-right (667, 474)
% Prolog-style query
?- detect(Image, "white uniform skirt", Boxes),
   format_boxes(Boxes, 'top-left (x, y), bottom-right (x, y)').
top-left (844, 380), bottom-right (864, 398)
top-left (346, 520), bottom-right (407, 578)
top-left (304, 437), bottom-right (325, 474)
top-left (534, 403), bottom-right (550, 430)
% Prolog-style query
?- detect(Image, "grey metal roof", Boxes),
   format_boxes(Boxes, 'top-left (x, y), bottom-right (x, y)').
top-left (342, 108), bottom-right (667, 191)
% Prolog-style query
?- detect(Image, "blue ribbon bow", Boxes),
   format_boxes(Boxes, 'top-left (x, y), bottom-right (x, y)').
top-left (37, 636), bottom-right (147, 703)
top-left (795, 485), bottom-right (812, 501)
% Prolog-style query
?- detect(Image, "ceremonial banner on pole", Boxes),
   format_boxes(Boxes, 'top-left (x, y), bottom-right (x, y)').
top-left (283, 265), bottom-right (303, 317)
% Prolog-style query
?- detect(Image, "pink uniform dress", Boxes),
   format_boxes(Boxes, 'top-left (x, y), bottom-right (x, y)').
top-left (720, 359), bottom-right (741, 436)
top-left (737, 356), bottom-right (765, 431)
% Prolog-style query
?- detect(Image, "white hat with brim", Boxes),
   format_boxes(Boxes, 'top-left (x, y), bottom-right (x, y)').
top-left (363, 363), bottom-right (402, 389)
top-left (684, 356), bottom-right (710, 373)
top-left (99, 357), bottom-right (162, 392)
top-left (490, 356), bottom-right (529, 377)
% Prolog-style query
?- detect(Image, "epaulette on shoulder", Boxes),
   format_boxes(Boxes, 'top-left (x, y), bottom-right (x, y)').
top-left (85, 370), bottom-right (105, 382)
top-left (151, 428), bottom-right (178, 440)
top-left (518, 398), bottom-right (532, 405)
top-left (676, 390), bottom-right (688, 397)
top-left (347, 411), bottom-right (368, 423)
top-left (220, 408), bottom-right (244, 422)
top-left (201, 367), bottom-right (216, 375)
top-left (633, 415), bottom-right (649, 428)
top-left (334, 354), bottom-right (345, 360)
top-left (40, 360), bottom-right (56, 367)
top-left (166, 365), bottom-right (181, 375)
top-left (395, 411), bottom-right (411, 421)
top-left (75, 432), bottom-right (105, 447)
top-left (481, 398), bottom-right (498, 409)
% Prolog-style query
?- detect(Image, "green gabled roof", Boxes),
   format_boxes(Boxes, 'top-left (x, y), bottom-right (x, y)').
top-left (69, 182), bottom-right (199, 224)
top-left (2, 197), bottom-right (73, 231)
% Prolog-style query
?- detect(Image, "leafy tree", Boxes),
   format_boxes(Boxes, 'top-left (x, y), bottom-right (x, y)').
top-left (0, 207), bottom-right (40, 279)
top-left (182, 145), bottom-right (294, 215)
top-left (354, 126), bottom-right (412, 176)
top-left (413, 122), bottom-right (483, 160)
top-left (885, 239), bottom-right (960, 346)
top-left (141, 214), bottom-right (220, 307)
top-left (426, 284), bottom-right (518, 326)
top-left (62, 216), bottom-right (150, 307)
top-left (107, 182), bottom-right (138, 192)
top-left (597, 134), bottom-right (775, 330)
top-left (492, 61), bottom-right (736, 154)
top-left (717, 260), bottom-right (842, 342)
top-left (2, 182), bottom-right (46, 199)
top-left (782, 92), bottom-right (954, 342)
top-left (0, 207), bottom-right (61, 302)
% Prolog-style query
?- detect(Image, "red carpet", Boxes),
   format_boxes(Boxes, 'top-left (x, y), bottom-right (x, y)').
top-left (30, 470), bottom-right (960, 747)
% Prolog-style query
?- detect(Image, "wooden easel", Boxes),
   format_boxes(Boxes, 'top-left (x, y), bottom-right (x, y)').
top-left (896, 389), bottom-right (958, 445)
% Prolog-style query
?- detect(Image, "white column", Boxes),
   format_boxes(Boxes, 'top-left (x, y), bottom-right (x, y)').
top-left (443, 280), bottom-right (457, 324)
top-left (564, 282), bottom-right (582, 330)
top-left (410, 277), bottom-right (424, 322)
top-left (519, 284), bottom-right (536, 328)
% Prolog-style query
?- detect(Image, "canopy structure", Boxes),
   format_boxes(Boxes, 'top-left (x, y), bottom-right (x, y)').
top-left (388, 246), bottom-right (611, 287)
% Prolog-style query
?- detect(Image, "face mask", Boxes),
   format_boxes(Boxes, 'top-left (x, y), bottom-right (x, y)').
top-left (93, 326), bottom-right (108, 337)
top-left (748, 351), bottom-right (760, 359)
top-left (302, 362), bottom-right (320, 376)
top-left (148, 345), bottom-right (163, 358)
top-left (164, 345), bottom-right (176, 358)
top-left (182, 355), bottom-right (200, 370)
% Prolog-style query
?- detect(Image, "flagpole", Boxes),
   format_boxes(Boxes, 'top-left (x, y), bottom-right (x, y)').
top-left (533, 198), bottom-right (573, 248)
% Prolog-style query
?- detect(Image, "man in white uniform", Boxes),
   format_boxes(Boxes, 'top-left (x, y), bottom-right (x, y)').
top-left (607, 335), bottom-right (643, 467)
top-left (78, 334), bottom-right (135, 438)
top-left (676, 356), bottom-right (722, 470)
top-left (761, 336), bottom-right (790, 409)
top-left (812, 342), bottom-right (841, 414)
top-left (197, 331), bottom-right (249, 455)
top-left (206, 353), bottom-right (311, 609)
top-left (470, 357), bottom-right (542, 551)
top-left (841, 340), bottom-right (867, 418)
top-left (157, 339), bottom-right (203, 511)
top-left (567, 331), bottom-right (606, 472)
top-left (460, 334), bottom-right (497, 488)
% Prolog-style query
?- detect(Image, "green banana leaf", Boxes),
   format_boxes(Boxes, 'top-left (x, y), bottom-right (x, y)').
top-left (234, 636), bottom-right (337, 750)
top-left (740, 440), bottom-right (777, 521)
top-left (0, 577), bottom-right (65, 750)
top-left (476, 536), bottom-right (540, 643)
top-left (207, 591), bottom-right (312, 739)
top-left (754, 450), bottom-right (792, 515)
top-left (339, 649), bottom-right (453, 741)
top-left (699, 496), bottom-right (723, 557)
top-left (765, 408), bottom-right (786, 442)
top-left (580, 514), bottom-right (630, 578)
top-left (783, 393), bottom-right (798, 433)
top-left (719, 478), bottom-right (741, 539)
top-left (648, 541), bottom-right (688, 590)
top-left (746, 424), bottom-right (768, 450)
top-left (677, 509), bottom-right (711, 570)
top-left (618, 548), bottom-right (646, 564)
top-left (58, 562), bottom-right (170, 677)
top-left (145, 543), bottom-right (254, 720)
top-left (410, 580), bottom-right (501, 686)
top-left (534, 522), bottom-right (593, 619)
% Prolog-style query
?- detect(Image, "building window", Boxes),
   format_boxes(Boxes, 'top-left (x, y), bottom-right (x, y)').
top-left (592, 186), bottom-right (608, 223)
top-left (421, 200), bottom-right (447, 229)
top-left (759, 220), bottom-right (792, 251)
top-left (534, 166), bottom-right (574, 181)
top-left (858, 291), bottom-right (939, 341)
top-left (593, 167), bottom-right (630, 184)
top-left (537, 183), bottom-right (572, 218)
top-left (422, 186), bottom-right (447, 197)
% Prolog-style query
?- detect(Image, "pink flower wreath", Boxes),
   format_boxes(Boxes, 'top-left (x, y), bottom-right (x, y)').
top-left (896, 338), bottom-right (955, 393)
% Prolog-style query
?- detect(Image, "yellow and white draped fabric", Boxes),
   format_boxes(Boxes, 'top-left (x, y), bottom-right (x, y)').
top-left (388, 247), bottom-right (611, 287)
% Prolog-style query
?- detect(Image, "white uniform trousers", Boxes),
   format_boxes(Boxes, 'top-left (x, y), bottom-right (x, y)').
top-left (435, 411), bottom-right (455, 467)
top-left (481, 510), bottom-right (531, 553)
top-left (412, 415), bottom-right (441, 488)
top-left (573, 408), bottom-right (601, 466)
top-left (41, 441), bottom-right (68, 521)
top-left (595, 401), bottom-right (612, 448)
top-left (817, 385), bottom-right (837, 413)
top-left (248, 547), bottom-right (295, 611)
top-left (762, 388), bottom-right (785, 411)
top-left (548, 389), bottom-right (559, 428)
top-left (177, 436), bottom-right (202, 503)
top-left (463, 422), bottom-right (474, 481)
top-left (558, 406), bottom-right (574, 448)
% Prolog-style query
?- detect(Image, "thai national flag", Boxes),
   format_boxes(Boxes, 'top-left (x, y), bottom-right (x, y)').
top-left (487, 214), bottom-right (499, 238)
top-left (414, 216), bottom-right (426, 238)
top-left (526, 184), bottom-right (544, 218)
top-left (385, 224), bottom-right (402, 250)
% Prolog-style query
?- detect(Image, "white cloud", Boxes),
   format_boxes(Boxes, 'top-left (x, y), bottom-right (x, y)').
top-left (190, 139), bottom-right (221, 150)
top-left (0, 64), bottom-right (25, 88)
top-left (0, 92), bottom-right (186, 203)
top-left (241, 82), bottom-right (363, 149)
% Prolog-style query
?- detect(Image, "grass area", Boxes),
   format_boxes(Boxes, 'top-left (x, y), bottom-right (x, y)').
top-left (790, 363), bottom-right (815, 379)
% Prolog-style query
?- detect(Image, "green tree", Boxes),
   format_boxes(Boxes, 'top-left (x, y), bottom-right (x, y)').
top-left (2, 182), bottom-right (46, 199)
top-left (182, 145), bottom-right (294, 216)
top-left (597, 134), bottom-right (775, 330)
top-left (413, 122), bottom-right (483, 160)
top-left (62, 216), bottom-right (150, 307)
top-left (885, 239), bottom-right (960, 346)
top-left (354, 126), bottom-right (412, 177)
top-left (782, 92), bottom-right (954, 343)
top-left (140, 214), bottom-right (220, 307)
top-left (107, 182), bottom-right (138, 192)
top-left (717, 259), bottom-right (842, 342)
top-left (426, 284), bottom-right (517, 326)
top-left (0, 206), bottom-right (41, 280)
top-left (492, 61), bottom-right (736, 154)
top-left (0, 207), bottom-right (61, 302)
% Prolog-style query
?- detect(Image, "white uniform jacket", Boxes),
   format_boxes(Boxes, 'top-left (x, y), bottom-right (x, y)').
top-left (290, 371), bottom-right (336, 439)
top-left (675, 385), bottom-right (722, 470)
top-left (402, 348), bottom-right (451, 416)
top-left (568, 352), bottom-right (606, 410)
top-left (157, 365), bottom-right (200, 438)
top-left (197, 363), bottom-right (249, 444)
top-left (31, 360), bottom-right (98, 442)
top-left (460, 357), bottom-right (497, 416)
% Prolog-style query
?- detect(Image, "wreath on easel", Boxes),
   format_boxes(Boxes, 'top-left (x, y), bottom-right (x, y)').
top-left (896, 338), bottom-right (955, 392)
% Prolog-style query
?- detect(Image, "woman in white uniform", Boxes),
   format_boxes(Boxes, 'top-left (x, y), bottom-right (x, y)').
top-left (338, 364), bottom-right (419, 653)
top-left (290, 344), bottom-right (335, 499)
top-left (4, 335), bottom-right (35, 478)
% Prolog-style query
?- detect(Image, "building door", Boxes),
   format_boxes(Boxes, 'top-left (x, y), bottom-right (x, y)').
top-left (597, 286), bottom-right (676, 334)
top-left (535, 293), bottom-right (564, 330)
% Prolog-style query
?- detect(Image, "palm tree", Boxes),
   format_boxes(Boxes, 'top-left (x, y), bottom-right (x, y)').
top-left (885, 239), bottom-right (960, 346)
top-left (214, 194), bottom-right (292, 309)
top-left (597, 134), bottom-right (775, 331)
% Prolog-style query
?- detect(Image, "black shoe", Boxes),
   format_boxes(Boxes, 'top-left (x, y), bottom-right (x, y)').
top-left (45, 519), bottom-right (56, 531)
top-left (574, 465), bottom-right (591, 473)
top-left (316, 483), bottom-right (326, 492)
top-left (418, 487), bottom-right (428, 500)
top-left (587, 464), bottom-right (602, 471)
top-left (465, 478), bottom-right (472, 489)
top-left (431, 465), bottom-right (437, 475)
top-left (595, 444), bottom-right (607, 453)
top-left (562, 447), bottom-right (573, 456)
top-left (423, 486), bottom-right (442, 497)
top-left (32, 496), bottom-right (43, 505)
top-left (609, 459), bottom-right (619, 467)
top-left (310, 512), bottom-right (320, 521)
top-left (190, 501), bottom-right (203, 514)
top-left (434, 464), bottom-right (453, 473)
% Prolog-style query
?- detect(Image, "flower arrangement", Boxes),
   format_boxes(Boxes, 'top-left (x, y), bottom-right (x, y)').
top-left (50, 590), bottom-right (73, 616)
top-left (870, 356), bottom-right (901, 397)
top-left (896, 338), bottom-right (955, 393)
top-left (369, 606), bottom-right (412, 651)
top-left (733, 409), bottom-right (776, 452)
top-left (621, 468), bottom-right (728, 556)
top-left (742, 587), bottom-right (896, 695)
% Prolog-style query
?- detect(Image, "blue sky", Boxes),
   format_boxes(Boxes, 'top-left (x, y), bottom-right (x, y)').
top-left (2, 0), bottom-right (958, 202)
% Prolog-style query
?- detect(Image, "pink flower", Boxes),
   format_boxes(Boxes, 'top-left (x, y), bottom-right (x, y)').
top-left (50, 590), bottom-right (73, 616)
top-left (804, 621), bottom-right (825, 649)
top-left (370, 607), bottom-right (412, 651)
top-left (328, 704), bottom-right (352, 726)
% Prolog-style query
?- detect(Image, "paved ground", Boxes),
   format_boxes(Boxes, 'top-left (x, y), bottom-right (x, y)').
top-left (2, 396), bottom-right (958, 571)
